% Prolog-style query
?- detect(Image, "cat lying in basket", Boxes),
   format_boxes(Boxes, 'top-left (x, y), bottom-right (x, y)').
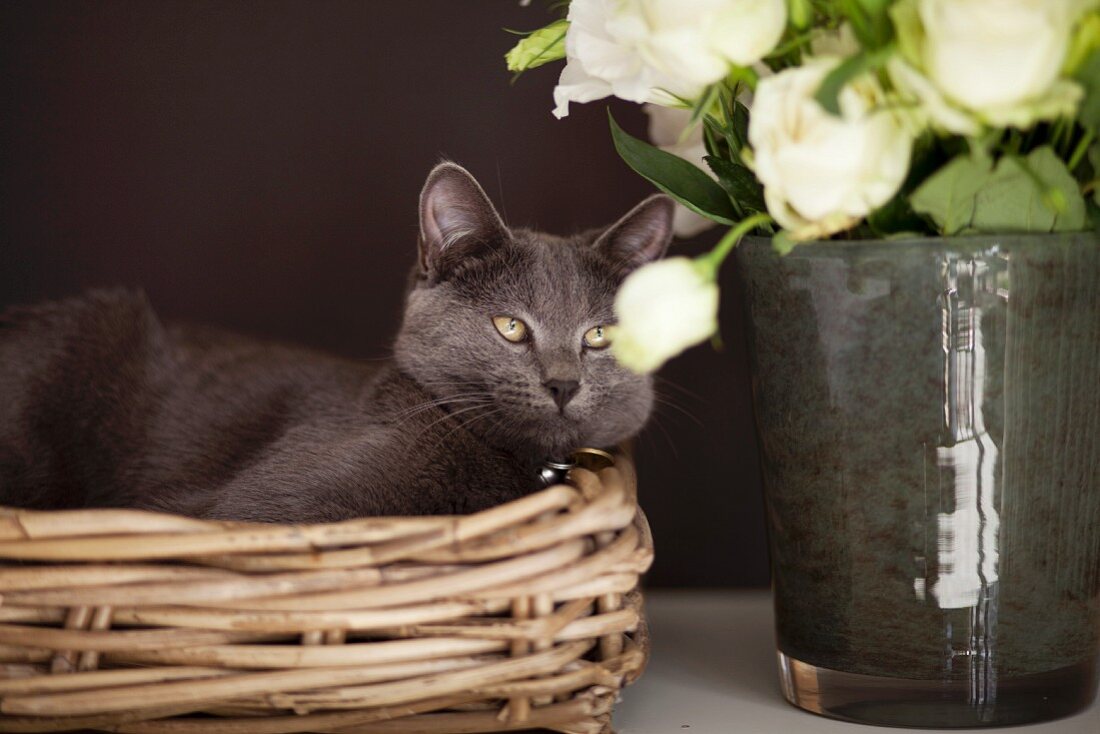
top-left (0, 163), bottom-right (672, 522)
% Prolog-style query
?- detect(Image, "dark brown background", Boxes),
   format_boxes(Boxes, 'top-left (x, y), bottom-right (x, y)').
top-left (0, 1), bottom-right (767, 587)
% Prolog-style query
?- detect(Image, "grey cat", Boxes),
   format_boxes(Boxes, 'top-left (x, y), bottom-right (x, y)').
top-left (0, 163), bottom-right (673, 521)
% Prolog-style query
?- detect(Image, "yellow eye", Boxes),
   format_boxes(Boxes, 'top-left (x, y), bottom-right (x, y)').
top-left (492, 316), bottom-right (528, 343)
top-left (583, 325), bottom-right (612, 349)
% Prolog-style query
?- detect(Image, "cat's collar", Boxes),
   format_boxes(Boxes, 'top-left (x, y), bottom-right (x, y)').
top-left (536, 448), bottom-right (616, 488)
top-left (537, 458), bottom-right (574, 488)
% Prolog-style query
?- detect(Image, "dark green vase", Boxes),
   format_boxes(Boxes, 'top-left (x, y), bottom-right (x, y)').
top-left (735, 233), bottom-right (1100, 728)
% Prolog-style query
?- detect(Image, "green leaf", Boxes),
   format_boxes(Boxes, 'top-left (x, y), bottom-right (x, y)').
top-left (704, 156), bottom-right (766, 214)
top-left (732, 99), bottom-right (750, 146)
top-left (889, 0), bottom-right (924, 66)
top-left (504, 20), bottom-right (568, 73)
top-left (788, 0), bottom-right (814, 30)
top-left (1088, 199), bottom-right (1100, 229)
top-left (1074, 50), bottom-right (1100, 132)
top-left (913, 148), bottom-right (1088, 234)
top-left (688, 83), bottom-right (721, 126)
top-left (813, 45), bottom-right (894, 116)
top-left (702, 115), bottom-right (733, 165)
top-left (867, 193), bottom-right (929, 237)
top-left (910, 156), bottom-right (992, 235)
top-left (1063, 11), bottom-right (1100, 75)
top-left (971, 147), bottom-right (1086, 233)
top-left (609, 111), bottom-right (738, 225)
top-left (711, 85), bottom-right (750, 156)
top-left (841, 0), bottom-right (894, 49)
top-left (726, 65), bottom-right (761, 91)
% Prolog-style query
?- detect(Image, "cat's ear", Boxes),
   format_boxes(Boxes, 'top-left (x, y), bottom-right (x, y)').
top-left (418, 162), bottom-right (507, 280)
top-left (594, 194), bottom-right (674, 275)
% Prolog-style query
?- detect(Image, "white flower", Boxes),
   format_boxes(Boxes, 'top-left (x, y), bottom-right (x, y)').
top-left (889, 0), bottom-right (1087, 133)
top-left (747, 58), bottom-right (913, 240)
top-left (923, 0), bottom-right (1075, 110)
top-left (612, 257), bottom-right (719, 373)
top-left (644, 104), bottom-right (718, 238)
top-left (553, 0), bottom-right (787, 118)
top-left (886, 58), bottom-right (983, 136)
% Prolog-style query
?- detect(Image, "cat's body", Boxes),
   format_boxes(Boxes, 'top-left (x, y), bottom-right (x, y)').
top-left (0, 164), bottom-right (673, 521)
top-left (0, 290), bottom-right (533, 520)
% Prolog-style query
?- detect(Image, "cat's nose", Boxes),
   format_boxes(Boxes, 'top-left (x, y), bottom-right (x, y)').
top-left (544, 379), bottom-right (580, 410)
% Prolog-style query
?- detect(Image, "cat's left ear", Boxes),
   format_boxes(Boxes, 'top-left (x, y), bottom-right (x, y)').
top-left (418, 162), bottom-right (508, 280)
top-left (594, 194), bottom-right (674, 275)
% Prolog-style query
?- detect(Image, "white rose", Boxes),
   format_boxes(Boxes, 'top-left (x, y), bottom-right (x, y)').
top-left (554, 0), bottom-right (787, 118)
top-left (612, 257), bottom-right (719, 373)
top-left (747, 58), bottom-right (913, 240)
top-left (888, 0), bottom-right (1086, 132)
top-left (644, 104), bottom-right (718, 238)
top-left (923, 0), bottom-right (1075, 110)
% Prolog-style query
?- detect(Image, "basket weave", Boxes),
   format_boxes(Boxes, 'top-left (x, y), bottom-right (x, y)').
top-left (0, 452), bottom-right (652, 734)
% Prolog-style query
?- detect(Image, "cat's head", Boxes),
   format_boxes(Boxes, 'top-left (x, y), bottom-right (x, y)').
top-left (394, 162), bottom-right (673, 460)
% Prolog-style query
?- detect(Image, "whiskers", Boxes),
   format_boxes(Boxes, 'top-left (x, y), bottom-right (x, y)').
top-left (650, 394), bottom-right (704, 427)
top-left (630, 377), bottom-right (709, 459)
top-left (394, 378), bottom-right (513, 453)
top-left (603, 400), bottom-right (678, 459)
top-left (393, 387), bottom-right (495, 426)
top-left (439, 404), bottom-right (505, 443)
top-left (395, 376), bottom-right (703, 463)
top-left (651, 377), bottom-right (705, 426)
top-left (416, 400), bottom-right (495, 433)
top-left (422, 402), bottom-right (506, 456)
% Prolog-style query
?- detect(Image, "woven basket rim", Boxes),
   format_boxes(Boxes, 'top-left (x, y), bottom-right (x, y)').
top-left (0, 451), bottom-right (652, 734)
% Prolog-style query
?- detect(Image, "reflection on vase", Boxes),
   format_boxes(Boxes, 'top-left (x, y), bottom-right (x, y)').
top-left (927, 254), bottom-right (1002, 718)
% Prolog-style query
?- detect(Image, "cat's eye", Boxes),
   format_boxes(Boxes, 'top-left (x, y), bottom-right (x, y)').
top-left (583, 325), bottom-right (612, 349)
top-left (492, 316), bottom-right (528, 343)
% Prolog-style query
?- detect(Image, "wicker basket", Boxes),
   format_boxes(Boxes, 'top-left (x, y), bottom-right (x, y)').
top-left (0, 452), bottom-right (652, 734)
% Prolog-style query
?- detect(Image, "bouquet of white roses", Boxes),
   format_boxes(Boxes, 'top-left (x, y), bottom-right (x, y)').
top-left (506, 0), bottom-right (1100, 371)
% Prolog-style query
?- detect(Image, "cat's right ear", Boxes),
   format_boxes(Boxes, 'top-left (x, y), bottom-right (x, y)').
top-left (418, 162), bottom-right (507, 281)
top-left (594, 194), bottom-right (674, 276)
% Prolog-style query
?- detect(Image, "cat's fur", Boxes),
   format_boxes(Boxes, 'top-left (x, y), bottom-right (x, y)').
top-left (0, 164), bottom-right (673, 521)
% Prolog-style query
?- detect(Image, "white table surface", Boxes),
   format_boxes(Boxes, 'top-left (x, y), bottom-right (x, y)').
top-left (614, 590), bottom-right (1099, 734)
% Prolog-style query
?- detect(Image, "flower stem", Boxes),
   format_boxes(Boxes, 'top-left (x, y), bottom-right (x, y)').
top-left (699, 212), bottom-right (774, 274)
top-left (1067, 129), bottom-right (1095, 172)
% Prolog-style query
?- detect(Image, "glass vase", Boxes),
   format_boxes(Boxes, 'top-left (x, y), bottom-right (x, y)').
top-left (735, 233), bottom-right (1100, 728)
